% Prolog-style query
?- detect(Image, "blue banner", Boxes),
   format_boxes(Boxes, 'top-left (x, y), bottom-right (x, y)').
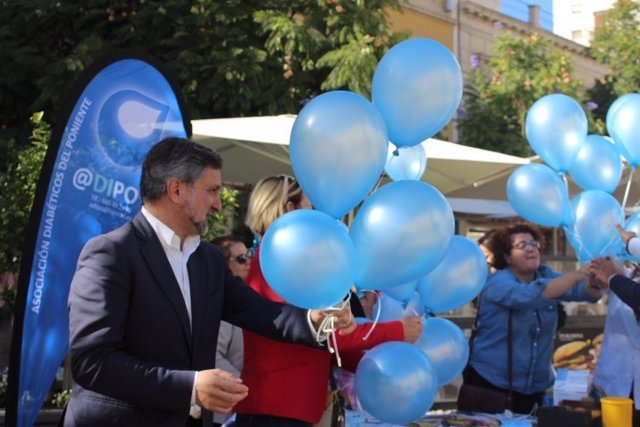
top-left (6, 51), bottom-right (190, 426)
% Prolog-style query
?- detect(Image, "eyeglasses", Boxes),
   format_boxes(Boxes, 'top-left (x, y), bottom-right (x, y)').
top-left (229, 254), bottom-right (251, 265)
top-left (511, 240), bottom-right (541, 250)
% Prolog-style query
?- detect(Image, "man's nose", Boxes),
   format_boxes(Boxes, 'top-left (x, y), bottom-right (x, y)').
top-left (211, 196), bottom-right (222, 212)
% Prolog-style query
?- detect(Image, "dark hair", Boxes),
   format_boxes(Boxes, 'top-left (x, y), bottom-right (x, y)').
top-left (210, 235), bottom-right (244, 260)
top-left (478, 229), bottom-right (495, 249)
top-left (489, 222), bottom-right (545, 270)
top-left (140, 137), bottom-right (223, 203)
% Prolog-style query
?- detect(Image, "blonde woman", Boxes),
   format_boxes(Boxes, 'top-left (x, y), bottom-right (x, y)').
top-left (234, 175), bottom-right (421, 427)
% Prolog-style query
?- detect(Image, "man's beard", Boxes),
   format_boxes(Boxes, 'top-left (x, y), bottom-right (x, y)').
top-left (192, 218), bottom-right (209, 236)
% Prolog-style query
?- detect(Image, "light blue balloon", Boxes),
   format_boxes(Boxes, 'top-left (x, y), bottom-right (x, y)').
top-left (381, 280), bottom-right (419, 304)
top-left (525, 94), bottom-right (588, 172)
top-left (606, 93), bottom-right (640, 166)
top-left (417, 236), bottom-right (488, 313)
top-left (568, 135), bottom-right (622, 193)
top-left (385, 143), bottom-right (427, 181)
top-left (606, 95), bottom-right (635, 162)
top-left (415, 317), bottom-right (469, 386)
top-left (355, 342), bottom-right (438, 425)
top-left (260, 209), bottom-right (355, 309)
top-left (290, 91), bottom-right (388, 218)
top-left (507, 163), bottom-right (571, 227)
top-left (351, 180), bottom-right (455, 290)
top-left (372, 38), bottom-right (462, 147)
top-left (565, 190), bottom-right (625, 262)
top-left (375, 292), bottom-right (424, 322)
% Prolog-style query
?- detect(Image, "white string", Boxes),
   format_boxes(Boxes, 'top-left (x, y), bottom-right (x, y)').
top-left (362, 291), bottom-right (381, 341)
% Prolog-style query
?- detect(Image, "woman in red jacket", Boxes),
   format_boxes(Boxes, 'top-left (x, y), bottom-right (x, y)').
top-left (234, 174), bottom-right (422, 427)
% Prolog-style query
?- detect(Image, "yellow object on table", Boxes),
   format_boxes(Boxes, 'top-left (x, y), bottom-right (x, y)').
top-left (600, 396), bottom-right (633, 427)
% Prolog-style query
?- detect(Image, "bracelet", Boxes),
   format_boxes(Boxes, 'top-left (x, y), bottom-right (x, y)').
top-left (626, 236), bottom-right (634, 254)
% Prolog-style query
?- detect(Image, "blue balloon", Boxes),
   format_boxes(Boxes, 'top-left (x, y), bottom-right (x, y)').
top-left (569, 135), bottom-right (622, 193)
top-left (415, 317), bottom-right (469, 386)
top-left (351, 180), bottom-right (455, 290)
top-left (525, 94), bottom-right (588, 172)
top-left (372, 38), bottom-right (462, 147)
top-left (507, 163), bottom-right (570, 227)
top-left (417, 236), bottom-right (488, 313)
top-left (290, 91), bottom-right (388, 218)
top-left (385, 143), bottom-right (427, 181)
top-left (356, 342), bottom-right (438, 424)
top-left (381, 280), bottom-right (418, 303)
top-left (260, 209), bottom-right (355, 309)
top-left (607, 93), bottom-right (640, 166)
top-left (565, 190), bottom-right (625, 262)
top-left (375, 292), bottom-right (424, 322)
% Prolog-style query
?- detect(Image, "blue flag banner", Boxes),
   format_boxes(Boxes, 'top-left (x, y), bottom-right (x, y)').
top-left (6, 51), bottom-right (191, 426)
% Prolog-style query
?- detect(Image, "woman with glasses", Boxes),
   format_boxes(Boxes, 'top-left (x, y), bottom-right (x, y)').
top-left (210, 236), bottom-right (252, 427)
top-left (234, 175), bottom-right (420, 427)
top-left (460, 222), bottom-right (603, 414)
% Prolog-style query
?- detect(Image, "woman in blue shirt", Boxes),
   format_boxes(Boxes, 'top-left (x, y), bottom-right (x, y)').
top-left (462, 222), bottom-right (603, 414)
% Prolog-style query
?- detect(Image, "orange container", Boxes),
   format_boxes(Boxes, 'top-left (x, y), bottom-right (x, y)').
top-left (600, 397), bottom-right (633, 427)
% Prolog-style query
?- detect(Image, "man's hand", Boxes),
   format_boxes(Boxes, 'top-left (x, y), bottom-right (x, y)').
top-left (617, 224), bottom-right (636, 245)
top-left (195, 369), bottom-right (248, 413)
top-left (589, 257), bottom-right (622, 287)
top-left (309, 302), bottom-right (356, 336)
top-left (400, 316), bottom-right (423, 343)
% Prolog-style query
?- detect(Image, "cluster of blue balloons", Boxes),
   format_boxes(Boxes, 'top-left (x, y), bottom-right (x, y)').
top-left (507, 92), bottom-right (640, 262)
top-left (261, 37), bottom-right (479, 424)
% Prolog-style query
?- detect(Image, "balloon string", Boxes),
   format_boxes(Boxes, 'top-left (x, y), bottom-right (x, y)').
top-left (622, 166), bottom-right (635, 210)
top-left (362, 291), bottom-right (381, 341)
top-left (317, 314), bottom-right (342, 367)
top-left (563, 224), bottom-right (592, 262)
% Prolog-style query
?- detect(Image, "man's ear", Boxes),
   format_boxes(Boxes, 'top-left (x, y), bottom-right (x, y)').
top-left (166, 178), bottom-right (182, 203)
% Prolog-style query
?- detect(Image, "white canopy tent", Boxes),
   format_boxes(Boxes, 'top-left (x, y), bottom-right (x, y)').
top-left (191, 115), bottom-right (530, 206)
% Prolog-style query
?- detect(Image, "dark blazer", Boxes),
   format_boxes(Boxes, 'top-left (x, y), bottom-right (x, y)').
top-left (611, 274), bottom-right (640, 316)
top-left (65, 212), bottom-right (317, 427)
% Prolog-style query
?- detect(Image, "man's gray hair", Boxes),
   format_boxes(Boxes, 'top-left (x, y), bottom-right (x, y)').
top-left (140, 137), bottom-right (222, 202)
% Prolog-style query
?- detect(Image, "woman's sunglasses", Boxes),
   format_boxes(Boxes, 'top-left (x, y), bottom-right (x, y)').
top-left (230, 254), bottom-right (251, 265)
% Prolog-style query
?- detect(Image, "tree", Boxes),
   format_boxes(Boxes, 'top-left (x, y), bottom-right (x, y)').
top-left (458, 33), bottom-right (586, 157)
top-left (0, 0), bottom-right (403, 163)
top-left (591, 0), bottom-right (640, 97)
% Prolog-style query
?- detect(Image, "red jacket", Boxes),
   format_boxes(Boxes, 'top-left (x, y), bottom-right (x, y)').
top-left (235, 248), bottom-right (405, 423)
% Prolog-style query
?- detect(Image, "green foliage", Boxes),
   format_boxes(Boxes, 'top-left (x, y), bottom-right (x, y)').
top-left (458, 33), bottom-right (586, 156)
top-left (203, 187), bottom-right (240, 242)
top-left (0, 0), bottom-right (403, 158)
top-left (591, 0), bottom-right (640, 96)
top-left (0, 113), bottom-right (49, 278)
top-left (51, 389), bottom-right (72, 409)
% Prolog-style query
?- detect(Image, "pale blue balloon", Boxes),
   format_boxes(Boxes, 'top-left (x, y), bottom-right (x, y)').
top-left (606, 93), bottom-right (640, 166)
top-left (606, 95), bottom-right (635, 162)
top-left (525, 94), bottom-right (588, 172)
top-left (260, 209), bottom-right (355, 309)
top-left (417, 236), bottom-right (488, 313)
top-left (350, 180), bottom-right (455, 290)
top-left (385, 143), bottom-right (427, 181)
top-left (372, 38), bottom-right (462, 147)
top-left (375, 292), bottom-right (424, 322)
top-left (569, 135), bottom-right (622, 193)
top-left (355, 342), bottom-right (438, 425)
top-left (507, 163), bottom-right (570, 227)
top-left (565, 190), bottom-right (625, 262)
top-left (381, 280), bottom-right (419, 303)
top-left (415, 317), bottom-right (469, 386)
top-left (290, 91), bottom-right (388, 218)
